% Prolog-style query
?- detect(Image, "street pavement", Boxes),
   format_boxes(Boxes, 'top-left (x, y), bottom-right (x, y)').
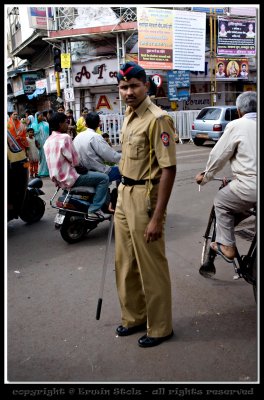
top-left (6, 142), bottom-right (258, 391)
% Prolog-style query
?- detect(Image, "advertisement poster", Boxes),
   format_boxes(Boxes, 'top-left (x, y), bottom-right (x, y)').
top-left (216, 58), bottom-right (249, 79)
top-left (137, 7), bottom-right (173, 70)
top-left (138, 8), bottom-right (206, 72)
top-left (217, 18), bottom-right (256, 55)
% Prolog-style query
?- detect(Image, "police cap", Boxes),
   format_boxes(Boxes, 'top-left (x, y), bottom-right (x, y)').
top-left (117, 62), bottom-right (147, 82)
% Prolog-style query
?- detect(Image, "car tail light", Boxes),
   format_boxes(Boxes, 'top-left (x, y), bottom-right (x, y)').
top-left (213, 124), bottom-right (222, 131)
top-left (192, 123), bottom-right (195, 129)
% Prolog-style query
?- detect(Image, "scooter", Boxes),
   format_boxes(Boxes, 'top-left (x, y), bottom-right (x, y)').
top-left (50, 185), bottom-right (117, 244)
top-left (7, 128), bottom-right (46, 224)
top-left (20, 178), bottom-right (46, 223)
top-left (8, 176), bottom-right (46, 224)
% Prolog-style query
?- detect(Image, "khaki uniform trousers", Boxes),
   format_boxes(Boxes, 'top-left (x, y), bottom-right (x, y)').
top-left (114, 183), bottom-right (173, 337)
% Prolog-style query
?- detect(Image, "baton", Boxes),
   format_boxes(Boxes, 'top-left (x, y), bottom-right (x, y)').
top-left (96, 214), bottom-right (114, 320)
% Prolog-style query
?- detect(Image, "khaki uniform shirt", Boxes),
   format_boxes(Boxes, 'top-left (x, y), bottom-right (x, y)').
top-left (119, 96), bottom-right (176, 180)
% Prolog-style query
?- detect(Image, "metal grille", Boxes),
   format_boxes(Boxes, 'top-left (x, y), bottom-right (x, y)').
top-left (112, 7), bottom-right (137, 22)
top-left (55, 7), bottom-right (77, 30)
top-left (55, 7), bottom-right (137, 30)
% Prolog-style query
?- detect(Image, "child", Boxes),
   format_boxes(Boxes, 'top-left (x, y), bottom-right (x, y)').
top-left (102, 132), bottom-right (112, 147)
top-left (26, 128), bottom-right (40, 178)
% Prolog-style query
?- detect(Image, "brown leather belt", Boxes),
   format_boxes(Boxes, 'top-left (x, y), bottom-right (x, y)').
top-left (121, 176), bottom-right (160, 186)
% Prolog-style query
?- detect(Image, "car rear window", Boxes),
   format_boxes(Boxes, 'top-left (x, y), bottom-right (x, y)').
top-left (196, 108), bottom-right (221, 120)
top-left (225, 108), bottom-right (239, 121)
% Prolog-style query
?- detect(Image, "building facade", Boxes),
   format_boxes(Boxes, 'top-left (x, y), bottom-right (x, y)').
top-left (6, 6), bottom-right (258, 119)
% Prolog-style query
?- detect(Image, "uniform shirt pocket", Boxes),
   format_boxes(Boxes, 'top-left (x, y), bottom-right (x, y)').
top-left (126, 134), bottom-right (147, 160)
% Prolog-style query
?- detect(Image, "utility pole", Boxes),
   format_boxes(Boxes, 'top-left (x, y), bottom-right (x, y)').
top-left (53, 47), bottom-right (62, 99)
top-left (210, 9), bottom-right (217, 106)
top-left (116, 32), bottom-right (126, 115)
top-left (55, 71), bottom-right (61, 98)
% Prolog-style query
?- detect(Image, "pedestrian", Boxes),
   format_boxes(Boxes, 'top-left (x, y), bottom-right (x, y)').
top-left (76, 107), bottom-right (89, 133)
top-left (73, 111), bottom-right (121, 184)
top-left (102, 132), bottom-right (112, 146)
top-left (114, 61), bottom-right (177, 347)
top-left (46, 109), bottom-right (54, 135)
top-left (7, 111), bottom-right (29, 151)
top-left (31, 111), bottom-right (50, 177)
top-left (25, 109), bottom-right (34, 128)
top-left (56, 104), bottom-right (65, 113)
top-left (43, 112), bottom-right (111, 220)
top-left (26, 127), bottom-right (40, 178)
top-left (196, 91), bottom-right (256, 262)
top-left (66, 108), bottom-right (77, 139)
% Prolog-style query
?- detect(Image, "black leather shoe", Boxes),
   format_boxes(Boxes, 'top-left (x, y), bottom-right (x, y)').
top-left (116, 322), bottom-right (147, 336)
top-left (138, 331), bottom-right (174, 347)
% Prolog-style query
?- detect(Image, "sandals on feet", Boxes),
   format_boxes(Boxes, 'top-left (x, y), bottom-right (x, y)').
top-left (210, 242), bottom-right (235, 263)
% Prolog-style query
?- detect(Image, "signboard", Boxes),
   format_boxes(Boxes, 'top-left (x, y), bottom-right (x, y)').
top-left (72, 58), bottom-right (118, 87)
top-left (137, 8), bottom-right (206, 71)
top-left (21, 72), bottom-right (43, 94)
top-left (173, 10), bottom-right (206, 71)
top-left (48, 71), bottom-right (66, 93)
top-left (35, 78), bottom-right (49, 90)
top-left (151, 74), bottom-right (163, 87)
top-left (61, 53), bottom-right (71, 69)
top-left (217, 18), bottom-right (256, 55)
top-left (28, 7), bottom-right (53, 29)
top-left (192, 7), bottom-right (225, 14)
top-left (64, 88), bottom-right (75, 102)
top-left (137, 7), bottom-right (173, 70)
top-left (216, 58), bottom-right (249, 79)
top-left (167, 70), bottom-right (190, 101)
top-left (12, 76), bottom-right (24, 97)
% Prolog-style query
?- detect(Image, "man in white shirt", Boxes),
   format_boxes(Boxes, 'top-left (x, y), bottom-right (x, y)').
top-left (196, 91), bottom-right (256, 262)
top-left (73, 112), bottom-right (121, 184)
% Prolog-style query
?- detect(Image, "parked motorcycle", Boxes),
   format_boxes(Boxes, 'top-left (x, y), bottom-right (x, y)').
top-left (50, 185), bottom-right (117, 244)
top-left (7, 129), bottom-right (46, 224)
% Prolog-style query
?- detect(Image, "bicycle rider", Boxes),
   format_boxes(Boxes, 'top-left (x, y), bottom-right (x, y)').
top-left (195, 91), bottom-right (257, 262)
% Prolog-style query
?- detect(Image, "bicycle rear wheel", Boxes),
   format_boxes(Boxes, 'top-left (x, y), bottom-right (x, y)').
top-left (199, 206), bottom-right (217, 277)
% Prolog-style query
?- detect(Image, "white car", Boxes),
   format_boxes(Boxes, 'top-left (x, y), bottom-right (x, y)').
top-left (191, 106), bottom-right (239, 146)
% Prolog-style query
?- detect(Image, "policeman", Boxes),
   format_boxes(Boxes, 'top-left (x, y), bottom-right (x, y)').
top-left (114, 62), bottom-right (177, 347)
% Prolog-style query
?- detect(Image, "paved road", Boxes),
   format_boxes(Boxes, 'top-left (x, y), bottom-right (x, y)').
top-left (6, 142), bottom-right (258, 390)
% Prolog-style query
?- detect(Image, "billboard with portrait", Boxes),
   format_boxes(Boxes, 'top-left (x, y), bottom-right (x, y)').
top-left (216, 58), bottom-right (249, 79)
top-left (217, 18), bottom-right (256, 56)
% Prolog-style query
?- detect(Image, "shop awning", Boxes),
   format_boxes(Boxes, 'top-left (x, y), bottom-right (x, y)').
top-left (27, 87), bottom-right (46, 100)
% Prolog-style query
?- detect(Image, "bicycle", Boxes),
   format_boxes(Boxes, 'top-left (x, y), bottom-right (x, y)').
top-left (199, 178), bottom-right (257, 302)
